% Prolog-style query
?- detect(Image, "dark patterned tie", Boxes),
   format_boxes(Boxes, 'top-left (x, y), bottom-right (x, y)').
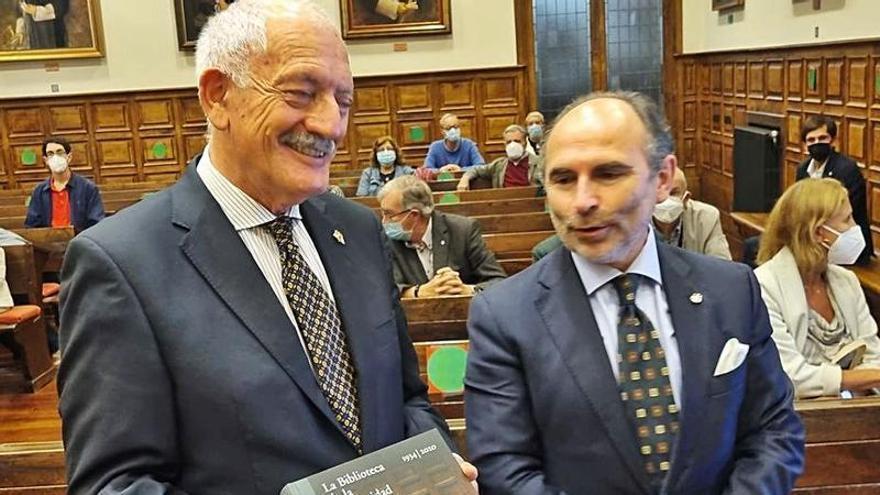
top-left (612, 274), bottom-right (679, 487)
top-left (267, 217), bottom-right (362, 453)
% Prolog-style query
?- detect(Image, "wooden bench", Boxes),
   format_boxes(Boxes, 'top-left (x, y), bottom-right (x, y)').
top-left (0, 243), bottom-right (54, 393)
top-left (351, 185), bottom-right (539, 208)
top-left (402, 295), bottom-right (471, 342)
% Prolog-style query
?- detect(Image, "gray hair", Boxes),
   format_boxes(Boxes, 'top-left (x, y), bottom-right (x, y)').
top-left (545, 91), bottom-right (674, 174)
top-left (377, 175), bottom-right (434, 216)
top-left (195, 0), bottom-right (337, 88)
top-left (503, 124), bottom-right (527, 138)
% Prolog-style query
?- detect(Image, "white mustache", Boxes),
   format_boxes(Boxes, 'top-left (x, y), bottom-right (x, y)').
top-left (279, 132), bottom-right (336, 157)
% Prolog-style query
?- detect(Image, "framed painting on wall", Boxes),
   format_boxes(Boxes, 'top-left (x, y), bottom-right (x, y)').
top-left (0, 0), bottom-right (104, 63)
top-left (340, 0), bottom-right (451, 40)
top-left (712, 0), bottom-right (745, 10)
top-left (173, 0), bottom-right (234, 51)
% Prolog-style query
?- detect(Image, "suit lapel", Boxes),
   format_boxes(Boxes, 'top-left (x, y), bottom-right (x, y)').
top-left (300, 197), bottom-right (387, 453)
top-left (173, 168), bottom-right (345, 441)
top-left (655, 244), bottom-right (713, 485)
top-left (822, 151), bottom-right (840, 179)
top-left (535, 249), bottom-right (652, 494)
top-left (432, 212), bottom-right (451, 271)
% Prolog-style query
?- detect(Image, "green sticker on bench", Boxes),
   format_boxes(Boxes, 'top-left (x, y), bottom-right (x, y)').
top-left (427, 346), bottom-right (467, 394)
top-left (21, 149), bottom-right (37, 166)
top-left (438, 192), bottom-right (460, 204)
top-left (436, 171), bottom-right (454, 181)
top-left (152, 142), bottom-right (168, 159)
top-left (409, 126), bottom-right (425, 142)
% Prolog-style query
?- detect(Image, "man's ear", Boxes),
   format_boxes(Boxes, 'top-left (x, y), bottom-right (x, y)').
top-left (654, 154), bottom-right (677, 203)
top-left (681, 190), bottom-right (691, 208)
top-left (198, 68), bottom-right (232, 132)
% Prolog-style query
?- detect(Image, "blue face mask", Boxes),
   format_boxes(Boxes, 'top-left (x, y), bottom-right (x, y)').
top-left (527, 123), bottom-right (543, 141)
top-left (376, 149), bottom-right (397, 165)
top-left (444, 127), bottom-right (461, 142)
top-left (383, 221), bottom-right (412, 242)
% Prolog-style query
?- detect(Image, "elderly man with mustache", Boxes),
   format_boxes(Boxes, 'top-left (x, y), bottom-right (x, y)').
top-left (57, 1), bottom-right (476, 494)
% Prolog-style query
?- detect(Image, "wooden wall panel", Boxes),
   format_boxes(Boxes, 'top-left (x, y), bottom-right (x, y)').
top-left (0, 67), bottom-right (529, 187)
top-left (670, 41), bottom-right (880, 259)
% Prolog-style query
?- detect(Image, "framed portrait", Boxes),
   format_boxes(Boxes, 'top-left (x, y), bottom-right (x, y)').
top-left (711, 0), bottom-right (745, 10)
top-left (340, 0), bottom-right (451, 40)
top-left (173, 0), bottom-right (234, 51)
top-left (0, 0), bottom-right (104, 63)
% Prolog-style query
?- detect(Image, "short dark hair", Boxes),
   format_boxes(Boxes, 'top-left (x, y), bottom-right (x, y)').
top-left (545, 91), bottom-right (674, 174)
top-left (42, 136), bottom-right (71, 156)
top-left (800, 115), bottom-right (837, 142)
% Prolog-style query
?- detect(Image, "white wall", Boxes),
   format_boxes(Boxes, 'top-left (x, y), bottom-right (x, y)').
top-left (682, 0), bottom-right (880, 54)
top-left (0, 0), bottom-right (517, 99)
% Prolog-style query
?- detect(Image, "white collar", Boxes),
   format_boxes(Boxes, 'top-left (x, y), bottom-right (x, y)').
top-left (571, 225), bottom-right (663, 296)
top-left (196, 147), bottom-right (300, 232)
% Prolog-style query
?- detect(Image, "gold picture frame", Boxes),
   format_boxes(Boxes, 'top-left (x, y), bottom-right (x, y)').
top-left (0, 0), bottom-right (104, 63)
top-left (340, 0), bottom-right (451, 40)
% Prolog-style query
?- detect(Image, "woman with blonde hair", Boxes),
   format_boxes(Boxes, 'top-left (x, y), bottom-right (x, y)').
top-left (755, 178), bottom-right (880, 398)
top-left (355, 136), bottom-right (414, 197)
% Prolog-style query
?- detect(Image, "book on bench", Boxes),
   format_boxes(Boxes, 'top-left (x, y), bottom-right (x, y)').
top-left (280, 429), bottom-right (474, 495)
top-left (832, 340), bottom-right (868, 370)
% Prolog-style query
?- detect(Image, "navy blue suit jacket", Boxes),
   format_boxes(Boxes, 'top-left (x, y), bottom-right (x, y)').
top-left (25, 173), bottom-right (105, 233)
top-left (58, 163), bottom-right (449, 494)
top-left (465, 242), bottom-right (804, 494)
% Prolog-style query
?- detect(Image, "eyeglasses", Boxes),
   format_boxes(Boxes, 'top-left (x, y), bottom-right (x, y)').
top-left (381, 209), bottom-right (412, 222)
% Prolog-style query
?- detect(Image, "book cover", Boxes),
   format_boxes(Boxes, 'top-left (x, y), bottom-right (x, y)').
top-left (280, 429), bottom-right (473, 495)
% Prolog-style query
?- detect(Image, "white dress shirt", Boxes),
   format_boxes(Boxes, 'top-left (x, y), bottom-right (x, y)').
top-left (196, 150), bottom-right (334, 365)
top-left (570, 227), bottom-right (683, 405)
top-left (806, 158), bottom-right (827, 179)
top-left (408, 217), bottom-right (434, 279)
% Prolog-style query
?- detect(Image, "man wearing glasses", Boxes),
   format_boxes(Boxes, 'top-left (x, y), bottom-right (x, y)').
top-left (25, 135), bottom-right (105, 234)
top-left (378, 175), bottom-right (506, 298)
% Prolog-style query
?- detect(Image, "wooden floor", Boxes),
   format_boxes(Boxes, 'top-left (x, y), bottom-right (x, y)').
top-left (0, 381), bottom-right (61, 444)
top-left (0, 380), bottom-right (65, 494)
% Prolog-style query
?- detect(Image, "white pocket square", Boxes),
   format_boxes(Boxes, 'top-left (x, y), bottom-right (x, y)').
top-left (713, 338), bottom-right (750, 376)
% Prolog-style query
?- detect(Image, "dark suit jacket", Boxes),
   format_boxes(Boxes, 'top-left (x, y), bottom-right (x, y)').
top-left (25, 173), bottom-right (105, 233)
top-left (58, 163), bottom-right (450, 494)
top-left (389, 211), bottom-right (506, 292)
top-left (465, 243), bottom-right (805, 494)
top-left (796, 151), bottom-right (874, 264)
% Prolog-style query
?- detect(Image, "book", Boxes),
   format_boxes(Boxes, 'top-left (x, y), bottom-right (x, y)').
top-left (280, 429), bottom-right (474, 495)
top-left (831, 340), bottom-right (868, 370)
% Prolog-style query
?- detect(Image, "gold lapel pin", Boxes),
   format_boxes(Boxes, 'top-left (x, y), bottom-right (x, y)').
top-left (332, 229), bottom-right (345, 245)
top-left (689, 292), bottom-right (703, 304)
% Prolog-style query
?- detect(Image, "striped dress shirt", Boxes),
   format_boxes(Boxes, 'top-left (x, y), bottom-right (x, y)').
top-left (196, 150), bottom-right (334, 366)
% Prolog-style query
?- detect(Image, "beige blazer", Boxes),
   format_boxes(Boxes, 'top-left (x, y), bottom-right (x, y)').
top-left (755, 247), bottom-right (880, 398)
top-left (671, 199), bottom-right (732, 260)
top-left (462, 153), bottom-right (543, 189)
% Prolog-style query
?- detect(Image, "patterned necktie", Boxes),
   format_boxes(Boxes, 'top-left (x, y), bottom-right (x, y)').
top-left (266, 217), bottom-right (362, 453)
top-left (612, 274), bottom-right (679, 486)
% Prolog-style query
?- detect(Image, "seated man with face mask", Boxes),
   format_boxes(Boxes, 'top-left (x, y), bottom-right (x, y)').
top-left (456, 124), bottom-right (543, 191)
top-left (379, 175), bottom-right (507, 298)
top-left (525, 111), bottom-right (545, 156)
top-left (653, 167), bottom-right (731, 260)
top-left (25, 135), bottom-right (105, 233)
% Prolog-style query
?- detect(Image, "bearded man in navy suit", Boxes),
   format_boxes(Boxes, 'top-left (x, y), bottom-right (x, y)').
top-left (465, 91), bottom-right (805, 494)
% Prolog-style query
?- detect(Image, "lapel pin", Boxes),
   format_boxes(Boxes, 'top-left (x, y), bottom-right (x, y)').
top-left (689, 292), bottom-right (703, 304)
top-left (440, 240), bottom-right (446, 246)
top-left (332, 229), bottom-right (345, 245)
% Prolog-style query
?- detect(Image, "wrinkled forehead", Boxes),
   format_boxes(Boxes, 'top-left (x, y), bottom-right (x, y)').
top-left (257, 16), bottom-right (351, 75)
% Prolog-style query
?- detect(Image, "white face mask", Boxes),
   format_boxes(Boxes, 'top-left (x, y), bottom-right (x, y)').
top-left (47, 154), bottom-right (69, 174)
top-left (824, 225), bottom-right (865, 265)
top-left (505, 141), bottom-right (525, 160)
top-left (653, 195), bottom-right (685, 224)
